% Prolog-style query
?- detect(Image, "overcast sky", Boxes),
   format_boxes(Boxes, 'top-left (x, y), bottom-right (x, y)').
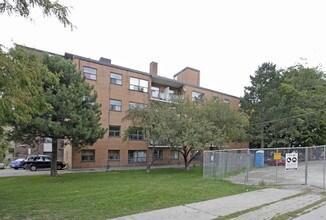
top-left (2, 0), bottom-right (326, 97)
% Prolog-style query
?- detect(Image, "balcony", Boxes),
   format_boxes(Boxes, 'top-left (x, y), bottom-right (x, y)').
top-left (150, 87), bottom-right (183, 102)
top-left (148, 140), bottom-right (170, 148)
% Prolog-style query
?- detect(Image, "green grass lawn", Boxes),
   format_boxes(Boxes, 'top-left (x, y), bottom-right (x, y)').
top-left (0, 167), bottom-right (257, 219)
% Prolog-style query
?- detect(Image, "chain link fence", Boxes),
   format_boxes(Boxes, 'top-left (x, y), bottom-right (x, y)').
top-left (203, 145), bottom-right (326, 189)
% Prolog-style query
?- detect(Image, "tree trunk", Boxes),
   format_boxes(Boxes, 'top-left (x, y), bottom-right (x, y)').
top-left (182, 151), bottom-right (190, 171)
top-left (146, 145), bottom-right (156, 173)
top-left (51, 138), bottom-right (58, 177)
top-left (146, 163), bottom-right (151, 173)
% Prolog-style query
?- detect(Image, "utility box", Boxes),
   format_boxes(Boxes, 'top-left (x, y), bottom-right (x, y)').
top-left (255, 150), bottom-right (264, 167)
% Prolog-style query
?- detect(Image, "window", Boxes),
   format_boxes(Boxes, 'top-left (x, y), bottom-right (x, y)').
top-left (130, 77), bottom-right (148, 92)
top-left (83, 67), bottom-right (97, 80)
top-left (153, 150), bottom-right (163, 160)
top-left (109, 125), bottom-right (121, 137)
top-left (129, 102), bottom-right (147, 109)
top-left (213, 96), bottom-right (220, 102)
top-left (170, 150), bottom-right (179, 160)
top-left (108, 150), bottom-right (120, 161)
top-left (128, 150), bottom-right (147, 163)
top-left (109, 99), bottom-right (122, 111)
top-left (81, 150), bottom-right (95, 162)
top-left (43, 156), bottom-right (51, 162)
top-left (110, 73), bottom-right (122, 85)
top-left (224, 99), bottom-right (230, 104)
top-left (192, 91), bottom-right (205, 101)
top-left (128, 128), bottom-right (144, 140)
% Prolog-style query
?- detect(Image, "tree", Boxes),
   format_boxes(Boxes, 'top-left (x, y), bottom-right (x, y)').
top-left (11, 53), bottom-right (107, 176)
top-left (123, 101), bottom-right (165, 173)
top-left (124, 98), bottom-right (248, 170)
top-left (241, 63), bottom-right (326, 148)
top-left (0, 128), bottom-right (10, 161)
top-left (241, 62), bottom-right (282, 148)
top-left (0, 46), bottom-right (57, 159)
top-left (0, 0), bottom-right (73, 29)
top-left (267, 65), bottom-right (326, 147)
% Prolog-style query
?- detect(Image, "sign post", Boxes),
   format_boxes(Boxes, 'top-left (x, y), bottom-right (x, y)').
top-left (285, 152), bottom-right (298, 171)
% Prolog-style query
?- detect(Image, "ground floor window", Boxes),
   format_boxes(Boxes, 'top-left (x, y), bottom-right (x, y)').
top-left (81, 150), bottom-right (95, 162)
top-left (128, 150), bottom-right (147, 163)
top-left (170, 150), bottom-right (179, 160)
top-left (108, 150), bottom-right (120, 161)
top-left (153, 150), bottom-right (163, 160)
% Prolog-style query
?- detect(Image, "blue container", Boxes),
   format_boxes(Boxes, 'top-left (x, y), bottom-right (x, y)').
top-left (255, 150), bottom-right (264, 167)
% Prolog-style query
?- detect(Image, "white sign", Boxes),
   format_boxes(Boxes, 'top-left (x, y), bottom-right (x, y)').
top-left (285, 152), bottom-right (298, 171)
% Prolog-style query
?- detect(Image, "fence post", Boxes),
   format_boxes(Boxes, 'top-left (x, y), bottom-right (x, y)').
top-left (224, 151), bottom-right (228, 176)
top-left (305, 147), bottom-right (308, 185)
top-left (323, 146), bottom-right (326, 189)
top-left (245, 149), bottom-right (250, 184)
top-left (276, 148), bottom-right (278, 184)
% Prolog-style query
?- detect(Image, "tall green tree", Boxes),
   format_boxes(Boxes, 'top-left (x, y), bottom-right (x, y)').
top-left (241, 63), bottom-right (326, 148)
top-left (267, 65), bottom-right (326, 147)
top-left (241, 62), bottom-right (282, 148)
top-left (0, 0), bottom-right (73, 28)
top-left (11, 53), bottom-right (107, 176)
top-left (0, 47), bottom-right (57, 159)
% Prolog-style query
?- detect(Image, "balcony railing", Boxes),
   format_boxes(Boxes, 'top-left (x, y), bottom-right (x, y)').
top-left (149, 140), bottom-right (170, 148)
top-left (151, 91), bottom-right (184, 102)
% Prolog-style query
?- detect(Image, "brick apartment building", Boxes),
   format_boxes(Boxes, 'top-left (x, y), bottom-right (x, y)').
top-left (14, 46), bottom-right (247, 169)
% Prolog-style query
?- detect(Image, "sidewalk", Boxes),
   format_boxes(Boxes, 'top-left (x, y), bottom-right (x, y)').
top-left (111, 188), bottom-right (323, 220)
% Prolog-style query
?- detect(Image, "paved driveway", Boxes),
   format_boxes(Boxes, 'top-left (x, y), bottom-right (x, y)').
top-left (0, 167), bottom-right (72, 177)
top-left (229, 160), bottom-right (326, 189)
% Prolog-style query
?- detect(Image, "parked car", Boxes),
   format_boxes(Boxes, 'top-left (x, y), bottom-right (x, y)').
top-left (265, 156), bottom-right (286, 166)
top-left (0, 162), bottom-right (5, 169)
top-left (23, 155), bottom-right (66, 171)
top-left (10, 158), bottom-right (25, 170)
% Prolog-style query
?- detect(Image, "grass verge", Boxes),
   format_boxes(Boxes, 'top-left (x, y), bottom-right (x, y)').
top-left (0, 167), bottom-right (257, 219)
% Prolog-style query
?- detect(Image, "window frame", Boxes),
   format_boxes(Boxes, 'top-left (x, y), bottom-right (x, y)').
top-left (110, 72), bottom-right (122, 85)
top-left (108, 150), bottom-right (120, 161)
top-left (83, 67), bottom-right (97, 81)
top-left (128, 150), bottom-right (147, 163)
top-left (192, 91), bottom-right (205, 102)
top-left (170, 150), bottom-right (179, 160)
top-left (81, 150), bottom-right (95, 162)
top-left (129, 102), bottom-right (147, 110)
top-left (128, 128), bottom-right (145, 140)
top-left (109, 99), bottom-right (122, 112)
top-left (129, 77), bottom-right (148, 93)
top-left (153, 150), bottom-right (163, 160)
top-left (109, 125), bottom-right (121, 137)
